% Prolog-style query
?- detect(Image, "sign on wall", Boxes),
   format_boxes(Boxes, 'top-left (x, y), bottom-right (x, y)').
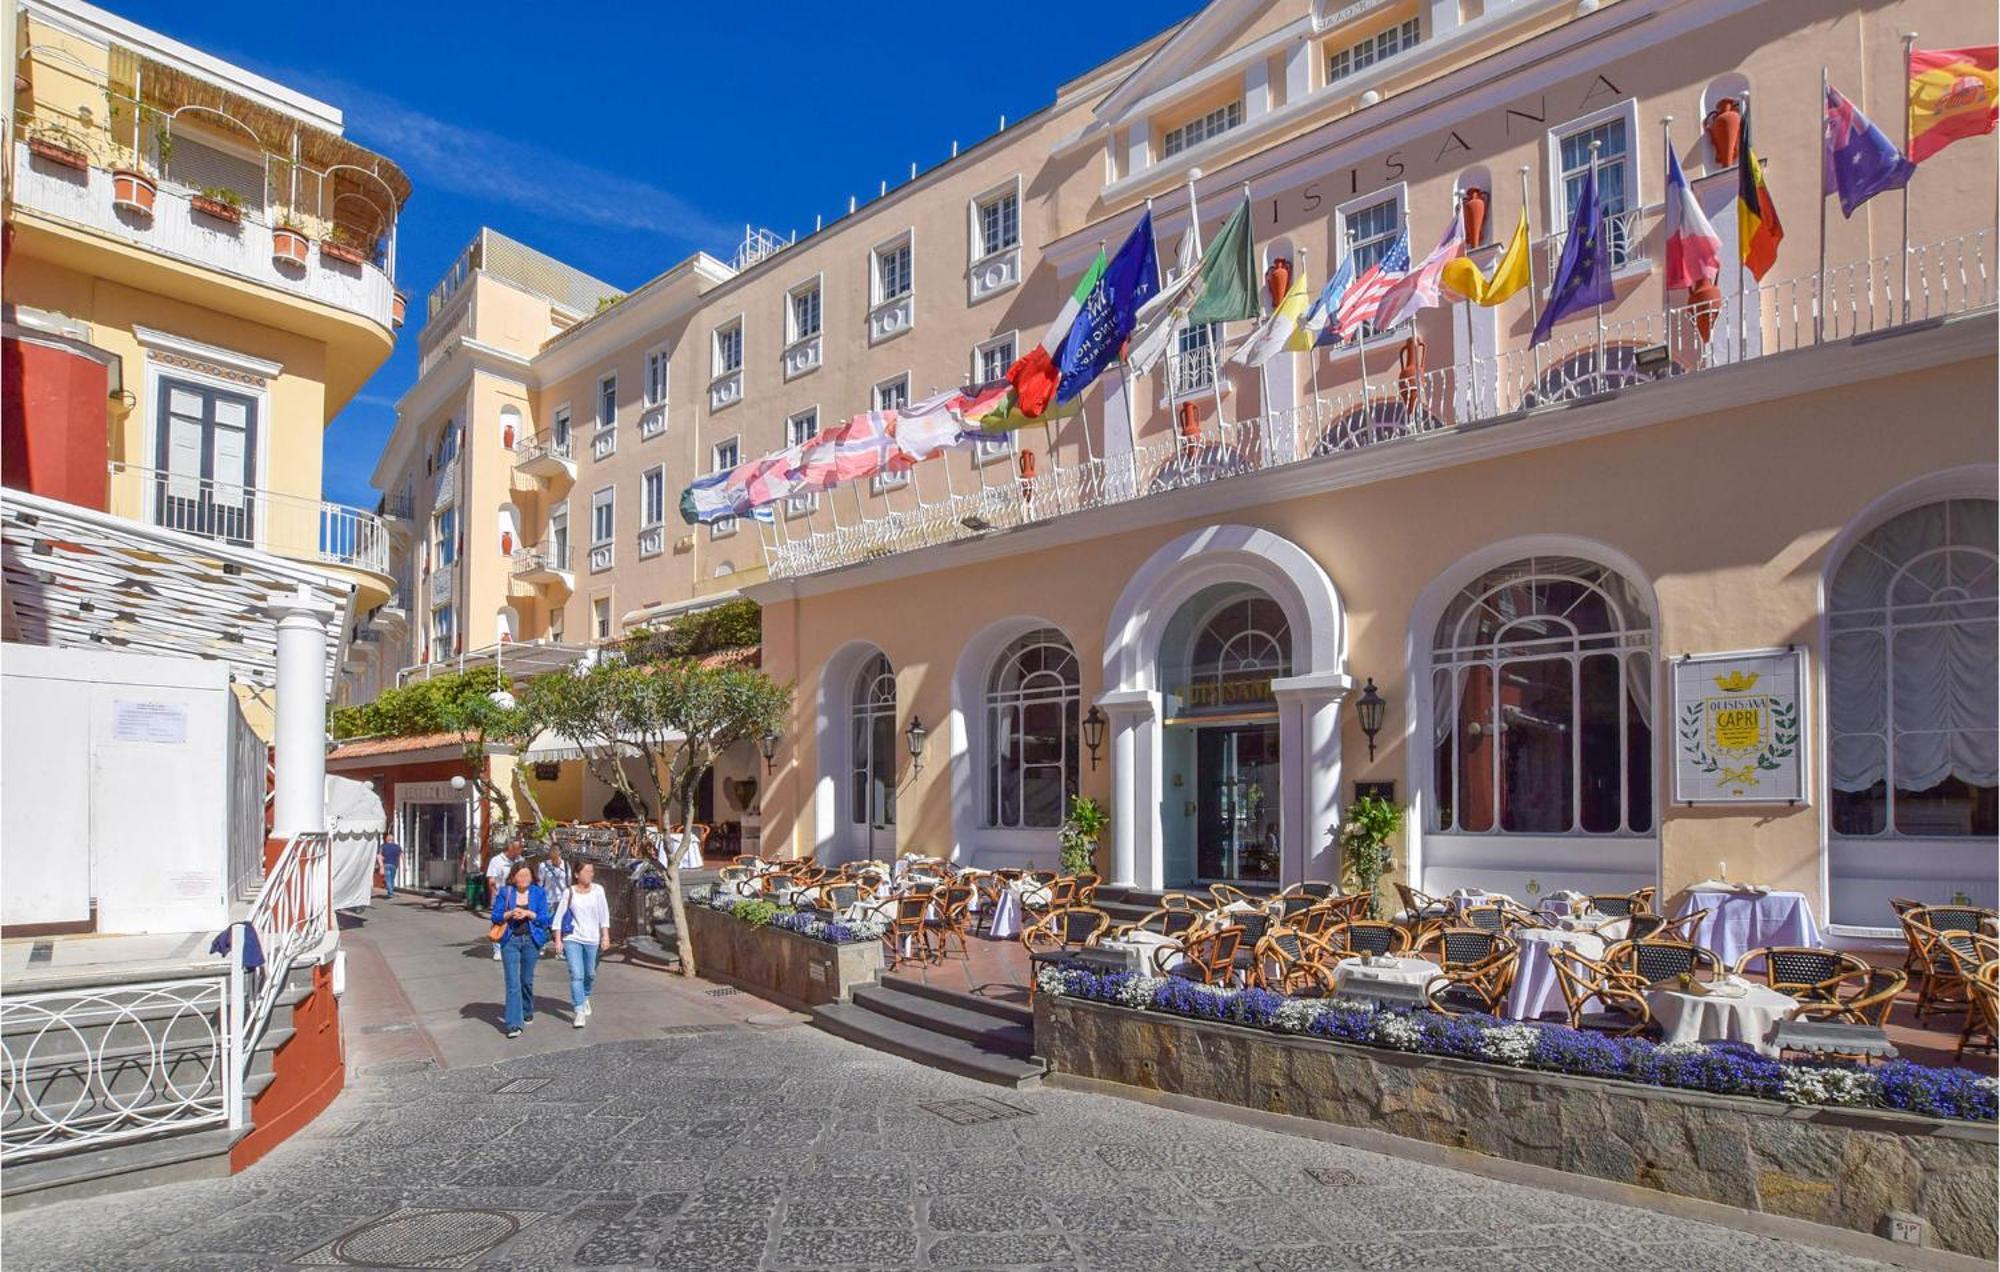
top-left (1671, 648), bottom-right (1809, 805)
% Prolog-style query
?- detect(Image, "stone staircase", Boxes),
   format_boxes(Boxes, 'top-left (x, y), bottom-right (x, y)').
top-left (812, 978), bottom-right (1045, 1088)
top-left (638, 868), bottom-right (720, 968)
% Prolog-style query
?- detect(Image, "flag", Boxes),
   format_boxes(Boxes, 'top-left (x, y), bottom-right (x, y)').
top-left (1126, 229), bottom-right (1201, 374)
top-left (1372, 214), bottom-right (1465, 330)
top-left (830, 409), bottom-right (907, 483)
top-left (1301, 251), bottom-right (1356, 347)
top-left (890, 390), bottom-right (967, 464)
top-left (1531, 164), bottom-right (1615, 346)
top-left (1441, 216), bottom-right (1531, 306)
top-left (1230, 265), bottom-right (1311, 368)
top-left (1736, 107), bottom-right (1784, 281)
top-left (1818, 84), bottom-right (1915, 218)
top-left (1055, 210), bottom-right (1160, 403)
top-left (1187, 196), bottom-right (1259, 325)
top-left (679, 471), bottom-right (729, 524)
top-left (962, 381), bottom-right (1084, 436)
top-left (790, 427), bottom-right (843, 493)
top-left (1909, 46), bottom-right (1998, 163)
top-left (1006, 251), bottom-right (1108, 419)
top-left (1662, 147), bottom-right (1724, 289)
top-left (1333, 231), bottom-right (1410, 341)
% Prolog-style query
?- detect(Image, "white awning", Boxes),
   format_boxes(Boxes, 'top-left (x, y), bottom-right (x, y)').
top-left (521, 729), bottom-right (683, 763)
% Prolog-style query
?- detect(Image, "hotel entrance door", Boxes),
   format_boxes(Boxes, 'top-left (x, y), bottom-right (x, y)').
top-left (1195, 723), bottom-right (1281, 884)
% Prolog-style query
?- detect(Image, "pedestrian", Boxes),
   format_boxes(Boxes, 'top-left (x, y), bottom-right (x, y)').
top-left (486, 842), bottom-right (523, 960)
top-left (539, 846), bottom-right (571, 897)
top-left (552, 861), bottom-right (611, 1028)
top-left (378, 836), bottom-right (402, 900)
top-left (489, 862), bottom-right (550, 1039)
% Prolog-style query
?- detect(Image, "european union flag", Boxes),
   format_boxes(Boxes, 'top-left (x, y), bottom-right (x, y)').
top-left (1056, 211), bottom-right (1160, 403)
top-left (1531, 164), bottom-right (1614, 347)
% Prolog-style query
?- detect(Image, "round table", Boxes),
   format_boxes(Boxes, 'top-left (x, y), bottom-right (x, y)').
top-left (983, 887), bottom-right (1024, 940)
top-left (1505, 928), bottom-right (1606, 1022)
top-left (1678, 887), bottom-right (1820, 969)
top-left (1646, 981), bottom-right (1799, 1056)
top-left (1332, 956), bottom-right (1440, 995)
top-left (1101, 930), bottom-right (1184, 972)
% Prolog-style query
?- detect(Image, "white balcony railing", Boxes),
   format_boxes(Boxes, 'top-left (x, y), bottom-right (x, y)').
top-left (766, 230), bottom-right (1994, 580)
top-left (513, 433), bottom-right (574, 477)
top-left (1165, 343), bottom-right (1220, 398)
top-left (109, 462), bottom-right (389, 576)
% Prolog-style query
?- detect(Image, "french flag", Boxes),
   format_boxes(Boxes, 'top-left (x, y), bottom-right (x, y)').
top-left (1663, 147), bottom-right (1723, 291)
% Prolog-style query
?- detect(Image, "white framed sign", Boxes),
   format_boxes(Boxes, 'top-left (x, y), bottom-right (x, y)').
top-left (1671, 647), bottom-right (1809, 805)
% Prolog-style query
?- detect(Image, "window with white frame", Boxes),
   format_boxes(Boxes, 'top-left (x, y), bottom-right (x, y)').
top-left (976, 188), bottom-right (1019, 259)
top-left (788, 282), bottom-right (822, 342)
top-left (872, 377), bottom-right (911, 490)
top-left (593, 597), bottom-right (612, 641)
top-left (1828, 498), bottom-right (1998, 838)
top-left (786, 409), bottom-right (819, 515)
top-left (1341, 194), bottom-right (1403, 274)
top-left (548, 503), bottom-right (569, 568)
top-left (1171, 322), bottom-right (1220, 395)
top-left (548, 607), bottom-right (564, 644)
top-left (985, 629), bottom-right (1080, 828)
top-left (874, 237), bottom-right (913, 303)
top-left (434, 506), bottom-right (457, 566)
top-left (1553, 106), bottom-right (1638, 268)
top-left (551, 404), bottom-right (571, 450)
top-left (711, 437), bottom-right (740, 535)
top-left (641, 466), bottom-right (665, 527)
top-left (1430, 557), bottom-right (1655, 836)
top-left (1327, 17), bottom-right (1422, 84)
top-left (713, 320), bottom-right (743, 376)
top-left (974, 336), bottom-right (1016, 458)
top-left (431, 604), bottom-right (455, 653)
top-left (591, 487), bottom-right (615, 545)
top-left (597, 374), bottom-right (617, 429)
top-left (1161, 100), bottom-right (1243, 159)
top-left (851, 652), bottom-right (898, 831)
top-left (644, 349), bottom-right (669, 407)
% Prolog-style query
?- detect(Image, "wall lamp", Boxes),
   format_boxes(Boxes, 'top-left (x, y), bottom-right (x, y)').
top-left (1081, 705), bottom-right (1107, 770)
top-left (1355, 678), bottom-right (1387, 761)
top-left (759, 728), bottom-right (780, 775)
top-left (905, 715), bottom-right (929, 774)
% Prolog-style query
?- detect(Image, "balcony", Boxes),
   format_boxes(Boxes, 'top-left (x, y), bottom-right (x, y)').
top-left (766, 230), bottom-right (1996, 581)
top-left (106, 462), bottom-right (391, 600)
top-left (513, 434), bottom-right (576, 482)
top-left (510, 546), bottom-right (573, 589)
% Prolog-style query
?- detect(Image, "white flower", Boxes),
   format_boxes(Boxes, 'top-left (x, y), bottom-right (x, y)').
top-left (1779, 1066), bottom-right (1878, 1107)
top-left (1115, 975), bottom-right (1166, 1010)
top-left (1478, 1024), bottom-right (1540, 1067)
top-left (1034, 965), bottom-right (1073, 997)
top-left (1274, 999), bottom-right (1328, 1034)
top-left (1370, 1013), bottom-right (1422, 1051)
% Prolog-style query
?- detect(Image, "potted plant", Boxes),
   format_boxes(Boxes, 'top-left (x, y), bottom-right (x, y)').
top-left (320, 223), bottom-right (369, 266)
top-left (271, 214), bottom-right (310, 267)
top-left (1336, 794), bottom-right (1403, 918)
top-left (106, 97), bottom-right (163, 217)
top-left (1058, 793), bottom-right (1108, 875)
top-left (190, 185), bottom-right (244, 225)
top-left (391, 290), bottom-right (408, 328)
top-left (26, 120), bottom-right (88, 172)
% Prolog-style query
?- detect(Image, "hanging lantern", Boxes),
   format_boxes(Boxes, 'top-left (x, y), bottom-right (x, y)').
top-left (1459, 188), bottom-right (1489, 248)
top-left (1265, 257), bottom-right (1292, 307)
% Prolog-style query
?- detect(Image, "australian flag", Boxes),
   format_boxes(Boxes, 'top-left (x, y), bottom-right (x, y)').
top-left (1824, 84), bottom-right (1915, 218)
top-left (1531, 164), bottom-right (1615, 347)
top-left (1055, 210), bottom-right (1160, 403)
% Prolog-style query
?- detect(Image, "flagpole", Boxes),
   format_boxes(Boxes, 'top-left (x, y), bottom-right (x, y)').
top-left (1589, 140), bottom-right (1606, 390)
top-left (1900, 31), bottom-right (1916, 322)
top-left (1348, 228), bottom-right (1374, 424)
top-left (1182, 168), bottom-right (1228, 435)
top-left (1118, 198), bottom-right (1160, 468)
top-left (1298, 245), bottom-right (1321, 452)
top-left (1817, 69), bottom-right (1829, 343)
top-left (1662, 114), bottom-right (1685, 359)
top-left (1738, 91), bottom-right (1752, 364)
top-left (1519, 164), bottom-right (1543, 402)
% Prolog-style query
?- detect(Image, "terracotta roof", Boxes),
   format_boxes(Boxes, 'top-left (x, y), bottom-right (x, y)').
top-left (699, 645), bottom-right (761, 670)
top-left (327, 731), bottom-right (471, 760)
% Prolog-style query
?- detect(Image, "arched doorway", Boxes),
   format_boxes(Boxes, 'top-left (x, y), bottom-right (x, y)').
top-left (848, 652), bottom-right (898, 861)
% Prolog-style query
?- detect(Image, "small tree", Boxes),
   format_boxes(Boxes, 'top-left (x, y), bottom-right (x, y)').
top-left (520, 661), bottom-right (654, 824)
top-left (331, 666), bottom-right (537, 842)
top-left (1337, 795), bottom-right (1404, 918)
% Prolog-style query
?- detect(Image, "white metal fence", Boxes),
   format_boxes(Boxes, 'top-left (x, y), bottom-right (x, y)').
top-left (226, 696), bottom-right (266, 902)
top-left (766, 230), bottom-right (1993, 579)
top-left (109, 462), bottom-right (389, 576)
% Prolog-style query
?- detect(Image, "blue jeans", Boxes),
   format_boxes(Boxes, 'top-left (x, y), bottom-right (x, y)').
top-left (381, 858), bottom-right (398, 898)
top-left (564, 940), bottom-right (601, 1012)
top-left (500, 931), bottom-right (540, 1030)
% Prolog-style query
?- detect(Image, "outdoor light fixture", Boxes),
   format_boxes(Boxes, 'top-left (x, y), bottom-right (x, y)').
top-left (1633, 343), bottom-right (1671, 372)
top-left (760, 728), bottom-right (780, 775)
top-left (1082, 705), bottom-right (1107, 770)
top-left (906, 714), bottom-right (929, 774)
top-left (959, 514), bottom-right (994, 532)
top-left (1356, 678), bottom-right (1387, 761)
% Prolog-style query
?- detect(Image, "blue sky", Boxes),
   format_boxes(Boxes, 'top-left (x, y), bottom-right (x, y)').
top-left (113, 1), bottom-right (1192, 508)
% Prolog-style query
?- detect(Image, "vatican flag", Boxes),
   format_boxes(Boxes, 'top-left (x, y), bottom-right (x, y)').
top-left (1441, 216), bottom-right (1530, 307)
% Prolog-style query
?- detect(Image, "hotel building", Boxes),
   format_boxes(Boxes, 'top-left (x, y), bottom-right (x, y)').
top-left (376, 0), bottom-right (1996, 936)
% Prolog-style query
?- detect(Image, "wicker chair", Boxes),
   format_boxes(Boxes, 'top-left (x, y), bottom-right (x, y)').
top-left (1604, 938), bottom-right (1722, 985)
top-left (1393, 882), bottom-right (1451, 931)
top-left (1588, 893), bottom-right (1639, 917)
top-left (1548, 947), bottom-right (1654, 1035)
top-left (1070, 872), bottom-right (1102, 905)
top-left (1887, 898), bottom-right (1927, 975)
top-left (1902, 910), bottom-right (1994, 1019)
top-left (1279, 881), bottom-right (1339, 902)
top-left (1459, 904), bottom-right (1507, 934)
top-left (1114, 908), bottom-right (1202, 940)
top-left (1330, 920), bottom-right (1409, 958)
top-left (1320, 892), bottom-right (1374, 925)
top-left (1294, 903), bottom-right (1342, 939)
top-left (1253, 927), bottom-right (1338, 995)
top-left (1172, 925), bottom-right (1245, 985)
top-left (1958, 960), bottom-right (2000, 1060)
top-left (1418, 928), bottom-right (1519, 1016)
top-left (1158, 891), bottom-right (1210, 913)
top-left (1277, 892), bottom-right (1321, 920)
top-left (1793, 966), bottom-right (1908, 1029)
top-left (1624, 907), bottom-right (1708, 943)
top-left (730, 854), bottom-right (761, 868)
top-left (1731, 946), bottom-right (1871, 1004)
top-left (928, 883), bottom-right (977, 961)
top-left (1208, 883), bottom-right (1257, 909)
top-left (1022, 905), bottom-right (1111, 961)
top-left (757, 870), bottom-right (798, 897)
top-left (871, 894), bottom-right (937, 967)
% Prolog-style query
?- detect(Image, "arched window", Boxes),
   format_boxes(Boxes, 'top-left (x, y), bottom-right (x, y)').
top-left (1431, 557), bottom-right (1653, 835)
top-left (985, 630), bottom-right (1079, 828)
top-left (1828, 499), bottom-right (1997, 837)
top-left (850, 653), bottom-right (897, 836)
top-left (1189, 594), bottom-right (1291, 697)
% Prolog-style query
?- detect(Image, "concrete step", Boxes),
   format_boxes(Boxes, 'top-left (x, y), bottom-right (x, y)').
top-left (849, 982), bottom-right (1034, 1055)
top-left (812, 1002), bottom-right (1044, 1088)
top-left (625, 935), bottom-right (679, 969)
top-left (863, 976), bottom-right (1033, 1030)
top-left (1, 1124), bottom-right (246, 1207)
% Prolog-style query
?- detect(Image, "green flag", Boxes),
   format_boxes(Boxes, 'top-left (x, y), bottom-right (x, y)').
top-left (1187, 196), bottom-right (1259, 325)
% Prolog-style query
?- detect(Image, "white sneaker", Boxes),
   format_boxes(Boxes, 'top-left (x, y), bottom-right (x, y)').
top-left (492, 946), bottom-right (502, 961)
top-left (581, 1000), bottom-right (592, 1017)
top-left (573, 1014), bottom-right (586, 1029)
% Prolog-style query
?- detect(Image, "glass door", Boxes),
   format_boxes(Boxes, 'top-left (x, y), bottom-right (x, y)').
top-left (155, 378), bottom-right (257, 545)
top-left (1196, 723), bottom-right (1282, 883)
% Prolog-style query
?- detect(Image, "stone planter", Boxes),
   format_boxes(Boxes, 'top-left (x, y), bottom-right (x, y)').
top-left (685, 904), bottom-right (883, 1010)
top-left (1038, 995), bottom-right (1998, 1257)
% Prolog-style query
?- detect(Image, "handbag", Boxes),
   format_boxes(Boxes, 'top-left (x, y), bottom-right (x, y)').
top-left (487, 922), bottom-right (507, 942)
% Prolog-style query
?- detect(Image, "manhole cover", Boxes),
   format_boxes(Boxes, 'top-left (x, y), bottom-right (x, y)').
top-left (918, 1097), bottom-right (1035, 1126)
top-left (1306, 1167), bottom-right (1360, 1187)
top-left (295, 1207), bottom-right (540, 1268)
top-left (493, 1076), bottom-right (552, 1095)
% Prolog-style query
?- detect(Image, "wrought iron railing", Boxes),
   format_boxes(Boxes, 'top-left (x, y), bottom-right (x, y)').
top-left (514, 433), bottom-right (574, 466)
top-left (766, 230), bottom-right (1993, 579)
top-left (107, 462), bottom-right (390, 576)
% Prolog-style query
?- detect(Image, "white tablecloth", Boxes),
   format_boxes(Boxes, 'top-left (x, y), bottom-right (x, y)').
top-left (676, 833), bottom-right (704, 870)
top-left (1647, 981), bottom-right (1799, 1056)
top-left (1102, 930), bottom-right (1184, 972)
top-left (1505, 928), bottom-right (1606, 1021)
top-left (984, 888), bottom-right (1023, 940)
top-left (1678, 888), bottom-right (1820, 968)
top-left (1333, 956), bottom-right (1440, 994)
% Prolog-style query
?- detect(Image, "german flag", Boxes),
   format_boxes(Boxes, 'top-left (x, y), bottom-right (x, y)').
top-left (1736, 107), bottom-right (1783, 282)
top-left (1909, 46), bottom-right (1998, 164)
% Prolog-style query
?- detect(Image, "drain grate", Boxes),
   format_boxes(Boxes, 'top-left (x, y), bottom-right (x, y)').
top-left (660, 1024), bottom-right (729, 1036)
top-left (1305, 1167), bottom-right (1360, 1187)
top-left (918, 1096), bottom-right (1036, 1126)
top-left (294, 1207), bottom-right (540, 1268)
top-left (702, 987), bottom-right (743, 998)
top-left (493, 1076), bottom-right (552, 1095)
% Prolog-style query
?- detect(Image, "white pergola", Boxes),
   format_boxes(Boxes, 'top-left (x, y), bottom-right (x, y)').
top-left (1, 488), bottom-right (355, 837)
top-left (397, 637), bottom-right (596, 687)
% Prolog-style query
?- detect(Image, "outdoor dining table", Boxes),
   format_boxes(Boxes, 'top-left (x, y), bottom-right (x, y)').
top-left (1505, 927), bottom-right (1606, 1022)
top-left (983, 886), bottom-right (1024, 940)
top-left (1677, 884), bottom-right (1820, 969)
top-left (1100, 929), bottom-right (1183, 972)
top-left (1646, 979), bottom-right (1800, 1056)
top-left (1332, 955), bottom-right (1441, 995)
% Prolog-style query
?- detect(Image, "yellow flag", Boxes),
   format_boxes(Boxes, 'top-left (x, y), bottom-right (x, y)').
top-left (1442, 218), bottom-right (1530, 306)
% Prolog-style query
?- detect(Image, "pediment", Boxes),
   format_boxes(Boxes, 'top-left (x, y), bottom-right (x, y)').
top-left (1090, 0), bottom-right (1308, 131)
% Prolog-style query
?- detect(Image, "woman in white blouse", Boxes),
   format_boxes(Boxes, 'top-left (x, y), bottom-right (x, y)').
top-left (552, 861), bottom-right (611, 1027)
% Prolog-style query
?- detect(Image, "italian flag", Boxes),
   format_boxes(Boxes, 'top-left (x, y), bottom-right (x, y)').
top-left (1006, 249), bottom-right (1107, 419)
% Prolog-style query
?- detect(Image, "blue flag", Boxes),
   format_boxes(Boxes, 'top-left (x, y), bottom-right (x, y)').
top-left (1055, 210), bottom-right (1160, 403)
top-left (1824, 84), bottom-right (1915, 218)
top-left (1308, 251), bottom-right (1358, 348)
top-left (1531, 164), bottom-right (1614, 347)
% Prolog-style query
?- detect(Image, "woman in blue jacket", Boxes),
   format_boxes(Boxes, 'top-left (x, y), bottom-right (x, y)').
top-left (490, 862), bottom-right (551, 1037)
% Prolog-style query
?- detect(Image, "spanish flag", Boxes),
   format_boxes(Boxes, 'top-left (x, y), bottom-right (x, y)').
top-left (1736, 107), bottom-right (1783, 282)
top-left (1909, 46), bottom-right (1999, 163)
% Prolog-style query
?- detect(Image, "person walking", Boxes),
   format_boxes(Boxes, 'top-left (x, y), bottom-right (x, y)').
top-left (490, 862), bottom-right (550, 1038)
top-left (539, 846), bottom-right (571, 900)
top-left (552, 860), bottom-right (611, 1028)
top-left (485, 842), bottom-right (523, 960)
top-left (378, 836), bottom-right (402, 900)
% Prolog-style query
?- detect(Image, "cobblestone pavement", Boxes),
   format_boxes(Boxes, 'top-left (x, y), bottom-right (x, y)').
top-left (3, 1021), bottom-right (1895, 1271)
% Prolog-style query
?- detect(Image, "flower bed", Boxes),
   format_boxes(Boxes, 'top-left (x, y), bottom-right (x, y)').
top-left (684, 893), bottom-right (883, 1009)
top-left (692, 886), bottom-right (886, 945)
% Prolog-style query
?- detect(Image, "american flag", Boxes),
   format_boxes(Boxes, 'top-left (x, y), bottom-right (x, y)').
top-left (1332, 231), bottom-right (1411, 342)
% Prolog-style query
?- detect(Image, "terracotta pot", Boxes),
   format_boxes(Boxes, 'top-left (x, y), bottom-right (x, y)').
top-left (1705, 98), bottom-right (1742, 168)
top-left (1017, 449), bottom-right (1037, 481)
top-left (1687, 277), bottom-right (1723, 342)
top-left (392, 292), bottom-right (408, 328)
top-left (1265, 257), bottom-right (1292, 307)
top-left (1460, 187), bottom-right (1489, 248)
top-left (502, 423), bottom-right (515, 450)
top-left (320, 238), bottom-right (367, 265)
top-left (27, 137), bottom-right (88, 172)
top-left (1178, 400), bottom-right (1201, 439)
top-left (111, 168), bottom-right (156, 216)
top-left (190, 195), bottom-right (242, 225)
top-left (500, 530), bottom-right (514, 555)
top-left (1398, 335), bottom-right (1426, 412)
top-left (271, 227), bottom-right (309, 267)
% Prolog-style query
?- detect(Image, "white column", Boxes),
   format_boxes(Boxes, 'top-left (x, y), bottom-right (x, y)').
top-left (1097, 688), bottom-right (1159, 888)
top-left (271, 585), bottom-right (334, 839)
top-left (1273, 671), bottom-right (1355, 885)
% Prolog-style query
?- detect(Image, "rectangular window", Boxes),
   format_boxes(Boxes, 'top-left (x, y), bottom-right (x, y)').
top-left (432, 605), bottom-right (455, 650)
top-left (641, 467), bottom-right (665, 527)
top-left (597, 375), bottom-right (617, 429)
top-left (644, 350), bottom-right (669, 407)
top-left (875, 239), bottom-right (913, 302)
top-left (1328, 17), bottom-right (1422, 83)
top-left (548, 608), bottom-right (564, 644)
top-left (1343, 195), bottom-right (1402, 273)
top-left (549, 504), bottom-right (569, 566)
top-left (551, 405), bottom-right (571, 449)
top-left (711, 438), bottom-right (739, 536)
top-left (435, 420), bottom-right (459, 467)
top-left (1161, 100), bottom-right (1243, 158)
top-left (974, 338), bottom-right (1016, 457)
top-left (789, 284), bottom-right (822, 342)
top-left (433, 506), bottom-right (457, 566)
top-left (591, 487), bottom-right (614, 545)
top-left (1555, 111), bottom-right (1636, 267)
top-left (593, 597), bottom-right (611, 641)
top-left (786, 410), bottom-right (819, 515)
top-left (977, 190), bottom-right (1019, 258)
top-left (872, 378), bottom-right (910, 490)
top-left (1171, 322), bottom-right (1220, 395)
top-left (714, 322), bottom-right (743, 376)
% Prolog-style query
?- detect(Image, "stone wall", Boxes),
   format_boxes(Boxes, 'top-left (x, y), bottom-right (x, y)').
top-left (685, 906), bottom-right (882, 1009)
top-left (1038, 996), bottom-right (1999, 1258)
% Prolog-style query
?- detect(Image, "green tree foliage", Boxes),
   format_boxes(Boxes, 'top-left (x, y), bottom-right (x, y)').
top-left (618, 598), bottom-right (761, 663)
top-left (330, 666), bottom-right (540, 831)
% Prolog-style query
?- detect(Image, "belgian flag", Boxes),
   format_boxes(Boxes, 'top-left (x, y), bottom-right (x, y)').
top-left (1736, 105), bottom-right (1784, 282)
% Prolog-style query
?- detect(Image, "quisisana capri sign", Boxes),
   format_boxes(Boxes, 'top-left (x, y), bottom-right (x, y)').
top-left (1671, 648), bottom-right (1809, 804)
